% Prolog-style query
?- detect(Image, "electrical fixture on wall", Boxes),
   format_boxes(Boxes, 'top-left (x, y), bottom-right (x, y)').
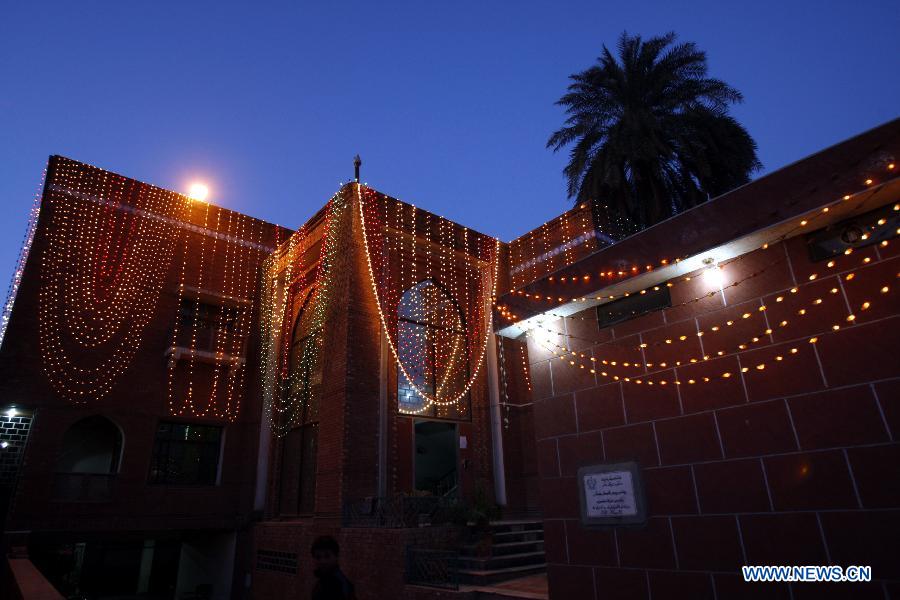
top-left (702, 257), bottom-right (726, 289)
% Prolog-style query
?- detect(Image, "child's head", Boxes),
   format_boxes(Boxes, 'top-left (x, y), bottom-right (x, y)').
top-left (311, 535), bottom-right (340, 570)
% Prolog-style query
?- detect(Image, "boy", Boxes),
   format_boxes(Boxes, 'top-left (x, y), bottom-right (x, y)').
top-left (310, 535), bottom-right (356, 600)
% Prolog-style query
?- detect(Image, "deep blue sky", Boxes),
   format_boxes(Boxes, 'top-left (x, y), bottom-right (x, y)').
top-left (1, 1), bottom-right (898, 291)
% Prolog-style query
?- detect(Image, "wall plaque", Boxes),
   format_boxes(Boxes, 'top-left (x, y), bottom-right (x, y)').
top-left (577, 461), bottom-right (647, 528)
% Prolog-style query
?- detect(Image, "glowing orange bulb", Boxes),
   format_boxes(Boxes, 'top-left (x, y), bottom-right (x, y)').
top-left (188, 183), bottom-right (209, 201)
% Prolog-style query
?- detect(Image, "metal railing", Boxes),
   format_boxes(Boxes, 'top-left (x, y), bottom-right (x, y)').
top-left (342, 495), bottom-right (459, 528)
top-left (51, 472), bottom-right (115, 502)
top-left (405, 547), bottom-right (458, 590)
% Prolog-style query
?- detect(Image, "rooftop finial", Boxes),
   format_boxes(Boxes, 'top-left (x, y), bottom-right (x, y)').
top-left (353, 155), bottom-right (362, 182)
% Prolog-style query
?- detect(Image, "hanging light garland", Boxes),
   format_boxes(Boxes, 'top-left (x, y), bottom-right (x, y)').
top-left (38, 161), bottom-right (190, 404)
top-left (357, 184), bottom-right (501, 413)
top-left (259, 188), bottom-right (350, 436)
top-left (529, 265), bottom-right (897, 387)
top-left (510, 197), bottom-right (897, 389)
top-left (165, 197), bottom-right (271, 421)
top-left (503, 166), bottom-right (899, 307)
top-left (502, 207), bottom-right (898, 350)
top-left (0, 168), bottom-right (46, 347)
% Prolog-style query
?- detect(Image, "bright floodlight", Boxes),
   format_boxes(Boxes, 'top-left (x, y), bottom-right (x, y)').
top-left (704, 264), bottom-right (725, 288)
top-left (188, 183), bottom-right (209, 201)
top-left (530, 322), bottom-right (561, 347)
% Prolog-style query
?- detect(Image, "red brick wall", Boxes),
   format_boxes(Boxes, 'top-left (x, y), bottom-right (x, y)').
top-left (526, 233), bottom-right (900, 598)
top-left (499, 336), bottom-right (541, 517)
top-left (251, 521), bottom-right (460, 600)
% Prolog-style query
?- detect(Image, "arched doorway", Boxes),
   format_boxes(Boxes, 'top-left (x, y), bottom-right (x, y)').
top-left (54, 415), bottom-right (122, 502)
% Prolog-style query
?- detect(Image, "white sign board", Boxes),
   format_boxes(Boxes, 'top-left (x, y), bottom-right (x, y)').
top-left (583, 471), bottom-right (637, 517)
top-left (577, 461), bottom-right (647, 527)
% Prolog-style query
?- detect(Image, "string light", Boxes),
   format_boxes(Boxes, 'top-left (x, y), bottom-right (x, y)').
top-left (519, 245), bottom-right (892, 360)
top-left (38, 160), bottom-right (190, 403)
top-left (503, 165), bottom-right (898, 309)
top-left (527, 268), bottom-right (897, 385)
top-left (357, 184), bottom-right (501, 413)
top-left (504, 189), bottom-right (898, 338)
top-left (0, 168), bottom-right (46, 346)
top-left (260, 188), bottom-right (348, 436)
top-left (163, 192), bottom-right (273, 420)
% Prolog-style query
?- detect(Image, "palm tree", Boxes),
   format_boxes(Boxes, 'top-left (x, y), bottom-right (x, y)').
top-left (547, 32), bottom-right (761, 227)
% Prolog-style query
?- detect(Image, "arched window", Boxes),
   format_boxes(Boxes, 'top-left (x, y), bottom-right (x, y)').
top-left (278, 291), bottom-right (321, 515)
top-left (397, 280), bottom-right (470, 419)
top-left (54, 416), bottom-right (122, 502)
top-left (285, 297), bottom-right (323, 423)
top-left (56, 415), bottom-right (122, 474)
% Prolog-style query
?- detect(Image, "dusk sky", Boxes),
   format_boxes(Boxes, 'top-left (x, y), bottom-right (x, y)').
top-left (1, 1), bottom-right (898, 293)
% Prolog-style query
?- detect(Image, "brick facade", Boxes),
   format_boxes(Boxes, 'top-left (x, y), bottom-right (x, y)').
top-left (522, 213), bottom-right (900, 598)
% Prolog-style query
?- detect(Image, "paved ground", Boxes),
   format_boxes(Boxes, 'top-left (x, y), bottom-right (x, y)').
top-left (493, 574), bottom-right (548, 596)
top-left (462, 573), bottom-right (549, 599)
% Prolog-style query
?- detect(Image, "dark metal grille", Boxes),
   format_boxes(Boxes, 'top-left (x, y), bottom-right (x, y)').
top-left (405, 547), bottom-right (458, 590)
top-left (343, 495), bottom-right (458, 528)
top-left (0, 410), bottom-right (33, 488)
top-left (256, 549), bottom-right (298, 574)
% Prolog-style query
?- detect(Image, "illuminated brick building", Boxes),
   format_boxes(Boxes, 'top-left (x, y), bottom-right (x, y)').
top-left (0, 156), bottom-right (543, 600)
top-left (1, 118), bottom-right (900, 600)
top-left (0, 156), bottom-right (288, 599)
top-left (497, 119), bottom-right (900, 599)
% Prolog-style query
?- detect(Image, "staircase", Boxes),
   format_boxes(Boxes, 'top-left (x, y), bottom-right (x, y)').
top-left (456, 521), bottom-right (546, 586)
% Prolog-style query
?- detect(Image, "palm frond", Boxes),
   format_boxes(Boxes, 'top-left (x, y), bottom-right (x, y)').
top-left (547, 31), bottom-right (760, 227)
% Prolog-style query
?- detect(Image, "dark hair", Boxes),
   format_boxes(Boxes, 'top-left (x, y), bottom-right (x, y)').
top-left (311, 535), bottom-right (339, 557)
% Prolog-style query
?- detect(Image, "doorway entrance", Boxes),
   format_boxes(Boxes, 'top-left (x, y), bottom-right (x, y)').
top-left (414, 420), bottom-right (458, 498)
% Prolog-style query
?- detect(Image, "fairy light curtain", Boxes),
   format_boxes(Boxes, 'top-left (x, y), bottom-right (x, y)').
top-left (166, 200), bottom-right (274, 421)
top-left (284, 291), bottom-right (323, 425)
top-left (357, 185), bottom-right (501, 416)
top-left (397, 280), bottom-right (469, 418)
top-left (0, 169), bottom-right (45, 347)
top-left (262, 190), bottom-right (350, 436)
top-left (507, 203), bottom-right (597, 290)
top-left (38, 160), bottom-right (190, 404)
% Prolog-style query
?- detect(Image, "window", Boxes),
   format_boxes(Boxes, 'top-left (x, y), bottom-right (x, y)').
top-left (278, 292), bottom-right (321, 515)
top-left (176, 298), bottom-right (240, 352)
top-left (149, 422), bottom-right (222, 485)
top-left (397, 280), bottom-right (470, 420)
top-left (596, 285), bottom-right (672, 328)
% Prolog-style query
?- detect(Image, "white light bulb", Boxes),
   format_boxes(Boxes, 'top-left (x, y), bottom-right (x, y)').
top-left (704, 265), bottom-right (726, 288)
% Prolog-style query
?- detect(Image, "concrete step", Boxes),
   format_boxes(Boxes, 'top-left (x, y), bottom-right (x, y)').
top-left (492, 530), bottom-right (544, 544)
top-left (457, 563), bottom-right (548, 587)
top-left (471, 590), bottom-right (547, 600)
top-left (460, 540), bottom-right (544, 557)
top-left (488, 521), bottom-right (543, 535)
top-left (457, 551), bottom-right (546, 571)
